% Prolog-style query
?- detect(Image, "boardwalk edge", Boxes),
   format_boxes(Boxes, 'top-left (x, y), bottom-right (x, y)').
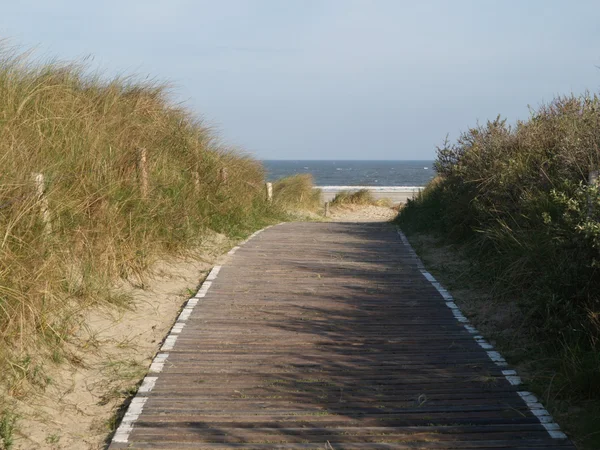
top-left (396, 228), bottom-right (569, 441)
top-left (110, 224), bottom-right (276, 445)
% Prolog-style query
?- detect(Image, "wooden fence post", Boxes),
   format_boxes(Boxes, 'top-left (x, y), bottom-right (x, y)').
top-left (325, 201), bottom-right (330, 218)
top-left (193, 171), bottom-right (200, 194)
top-left (219, 167), bottom-right (228, 184)
top-left (137, 147), bottom-right (148, 199)
top-left (265, 182), bottom-right (273, 203)
top-left (588, 170), bottom-right (599, 218)
top-left (31, 172), bottom-right (52, 235)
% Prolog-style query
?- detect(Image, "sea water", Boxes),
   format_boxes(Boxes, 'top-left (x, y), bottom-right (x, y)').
top-left (263, 160), bottom-right (435, 187)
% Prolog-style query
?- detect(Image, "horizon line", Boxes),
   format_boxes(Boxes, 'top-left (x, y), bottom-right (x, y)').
top-left (261, 158), bottom-right (435, 161)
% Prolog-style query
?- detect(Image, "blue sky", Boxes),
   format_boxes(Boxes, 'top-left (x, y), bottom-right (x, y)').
top-left (1, 0), bottom-right (599, 159)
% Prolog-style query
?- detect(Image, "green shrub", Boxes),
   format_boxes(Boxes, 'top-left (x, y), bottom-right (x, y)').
top-left (397, 96), bottom-right (600, 401)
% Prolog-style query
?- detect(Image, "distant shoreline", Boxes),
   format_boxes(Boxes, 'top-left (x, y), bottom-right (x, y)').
top-left (316, 185), bottom-right (424, 204)
top-left (316, 185), bottom-right (425, 190)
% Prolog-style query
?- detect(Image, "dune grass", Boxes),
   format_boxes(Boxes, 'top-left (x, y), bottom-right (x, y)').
top-left (0, 409), bottom-right (16, 450)
top-left (0, 43), bottom-right (294, 401)
top-left (331, 189), bottom-right (374, 205)
top-left (331, 188), bottom-right (391, 207)
top-left (397, 95), bottom-right (600, 447)
top-left (272, 174), bottom-right (322, 212)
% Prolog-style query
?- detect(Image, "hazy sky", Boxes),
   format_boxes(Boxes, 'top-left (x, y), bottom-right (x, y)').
top-left (1, 1), bottom-right (599, 160)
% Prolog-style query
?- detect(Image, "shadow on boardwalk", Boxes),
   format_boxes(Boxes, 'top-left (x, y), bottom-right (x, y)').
top-left (110, 222), bottom-right (573, 449)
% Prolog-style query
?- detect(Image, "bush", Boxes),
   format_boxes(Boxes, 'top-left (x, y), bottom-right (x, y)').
top-left (397, 95), bottom-right (600, 401)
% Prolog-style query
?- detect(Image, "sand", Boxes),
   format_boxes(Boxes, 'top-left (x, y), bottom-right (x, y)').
top-left (319, 186), bottom-right (422, 204)
top-left (12, 233), bottom-right (231, 450)
top-left (328, 204), bottom-right (398, 222)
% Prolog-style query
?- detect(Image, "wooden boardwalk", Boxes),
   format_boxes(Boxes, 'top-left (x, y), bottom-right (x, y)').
top-left (110, 222), bottom-right (574, 449)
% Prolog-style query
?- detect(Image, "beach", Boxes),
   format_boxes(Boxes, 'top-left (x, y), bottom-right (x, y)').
top-left (317, 185), bottom-right (423, 204)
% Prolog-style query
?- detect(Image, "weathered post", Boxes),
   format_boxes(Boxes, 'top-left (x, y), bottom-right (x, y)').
top-left (219, 167), bottom-right (228, 184)
top-left (265, 182), bottom-right (273, 203)
top-left (193, 171), bottom-right (200, 194)
top-left (31, 172), bottom-right (52, 235)
top-left (324, 201), bottom-right (330, 217)
top-left (588, 170), bottom-right (599, 218)
top-left (137, 147), bottom-right (148, 199)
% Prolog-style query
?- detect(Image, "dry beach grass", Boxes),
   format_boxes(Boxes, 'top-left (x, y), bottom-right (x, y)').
top-left (0, 43), bottom-right (322, 447)
top-left (13, 238), bottom-right (227, 449)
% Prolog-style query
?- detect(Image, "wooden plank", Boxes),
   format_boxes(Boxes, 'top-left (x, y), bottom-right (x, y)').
top-left (109, 222), bottom-right (573, 449)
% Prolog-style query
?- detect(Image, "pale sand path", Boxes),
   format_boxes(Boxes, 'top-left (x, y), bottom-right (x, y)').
top-left (328, 204), bottom-right (398, 222)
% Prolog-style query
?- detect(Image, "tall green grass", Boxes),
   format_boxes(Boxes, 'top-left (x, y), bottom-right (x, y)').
top-left (0, 44), bottom-right (286, 390)
top-left (0, 409), bottom-right (16, 450)
top-left (330, 188), bottom-right (392, 207)
top-left (397, 96), bottom-right (600, 404)
top-left (272, 174), bottom-right (322, 211)
top-left (331, 189), bottom-right (375, 205)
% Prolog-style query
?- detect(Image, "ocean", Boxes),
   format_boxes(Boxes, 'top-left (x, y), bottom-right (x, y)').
top-left (263, 160), bottom-right (435, 186)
